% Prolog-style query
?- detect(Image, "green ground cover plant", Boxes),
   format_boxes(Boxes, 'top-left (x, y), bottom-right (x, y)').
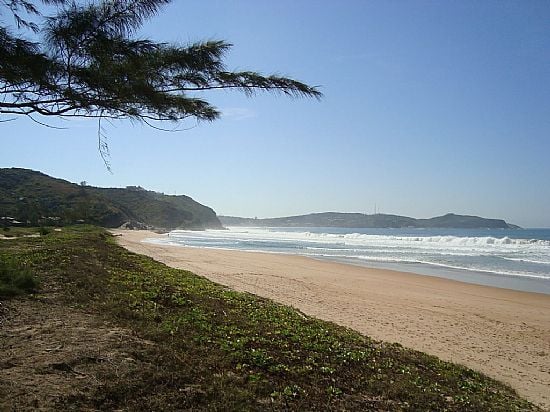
top-left (0, 254), bottom-right (38, 297)
top-left (0, 226), bottom-right (540, 411)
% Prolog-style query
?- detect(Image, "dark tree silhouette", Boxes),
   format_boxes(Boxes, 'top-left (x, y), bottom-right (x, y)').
top-left (1, 0), bottom-right (321, 167)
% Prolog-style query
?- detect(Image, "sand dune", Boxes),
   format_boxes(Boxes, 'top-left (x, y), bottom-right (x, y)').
top-left (113, 229), bottom-right (550, 409)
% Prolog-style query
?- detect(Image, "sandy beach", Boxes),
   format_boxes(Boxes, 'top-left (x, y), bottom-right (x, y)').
top-left (113, 229), bottom-right (550, 409)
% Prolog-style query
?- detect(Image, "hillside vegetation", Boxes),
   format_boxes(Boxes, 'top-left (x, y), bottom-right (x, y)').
top-left (0, 168), bottom-right (221, 230)
top-left (0, 226), bottom-right (538, 410)
top-left (220, 212), bottom-right (519, 229)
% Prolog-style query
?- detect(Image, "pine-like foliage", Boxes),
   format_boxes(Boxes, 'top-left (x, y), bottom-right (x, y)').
top-left (0, 0), bottom-right (321, 123)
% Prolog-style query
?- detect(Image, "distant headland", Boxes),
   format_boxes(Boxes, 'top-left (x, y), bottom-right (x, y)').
top-left (220, 212), bottom-right (521, 229)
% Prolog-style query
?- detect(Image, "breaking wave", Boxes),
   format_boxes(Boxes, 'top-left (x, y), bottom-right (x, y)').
top-left (152, 226), bottom-right (550, 284)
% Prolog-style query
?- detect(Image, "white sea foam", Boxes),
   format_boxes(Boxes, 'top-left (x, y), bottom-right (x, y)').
top-left (500, 256), bottom-right (550, 265)
top-left (171, 228), bottom-right (550, 246)
top-left (161, 227), bottom-right (550, 282)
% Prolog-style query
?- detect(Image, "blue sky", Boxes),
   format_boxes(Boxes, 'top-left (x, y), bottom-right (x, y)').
top-left (2, 1), bottom-right (549, 227)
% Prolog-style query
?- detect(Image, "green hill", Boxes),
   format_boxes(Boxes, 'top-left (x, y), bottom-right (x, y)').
top-left (0, 168), bottom-right (221, 230)
top-left (220, 212), bottom-right (519, 229)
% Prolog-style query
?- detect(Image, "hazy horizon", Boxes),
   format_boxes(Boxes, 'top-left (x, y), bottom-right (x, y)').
top-left (2, 1), bottom-right (549, 228)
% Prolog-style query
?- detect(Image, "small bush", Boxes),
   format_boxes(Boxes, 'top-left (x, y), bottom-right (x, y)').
top-left (13, 272), bottom-right (38, 291)
top-left (39, 226), bottom-right (52, 236)
top-left (0, 256), bottom-right (38, 298)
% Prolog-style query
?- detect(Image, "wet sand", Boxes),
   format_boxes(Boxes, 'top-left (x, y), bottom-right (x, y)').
top-left (112, 229), bottom-right (550, 409)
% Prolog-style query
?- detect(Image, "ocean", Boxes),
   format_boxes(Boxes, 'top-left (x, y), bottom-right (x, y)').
top-left (146, 226), bottom-right (550, 295)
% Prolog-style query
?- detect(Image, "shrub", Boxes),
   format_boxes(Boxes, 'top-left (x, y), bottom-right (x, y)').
top-left (39, 226), bottom-right (52, 236)
top-left (0, 256), bottom-right (38, 298)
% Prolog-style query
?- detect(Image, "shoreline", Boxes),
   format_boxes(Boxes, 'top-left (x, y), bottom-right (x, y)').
top-left (164, 226), bottom-right (550, 295)
top-left (317, 256), bottom-right (550, 295)
top-left (112, 229), bottom-right (550, 409)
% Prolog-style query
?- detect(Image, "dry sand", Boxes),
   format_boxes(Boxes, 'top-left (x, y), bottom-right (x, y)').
top-left (112, 229), bottom-right (550, 409)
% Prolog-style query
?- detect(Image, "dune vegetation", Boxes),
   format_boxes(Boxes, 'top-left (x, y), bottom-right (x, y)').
top-left (0, 226), bottom-right (539, 410)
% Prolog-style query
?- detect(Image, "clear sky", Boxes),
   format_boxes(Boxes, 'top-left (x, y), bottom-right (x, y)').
top-left (2, 1), bottom-right (549, 227)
